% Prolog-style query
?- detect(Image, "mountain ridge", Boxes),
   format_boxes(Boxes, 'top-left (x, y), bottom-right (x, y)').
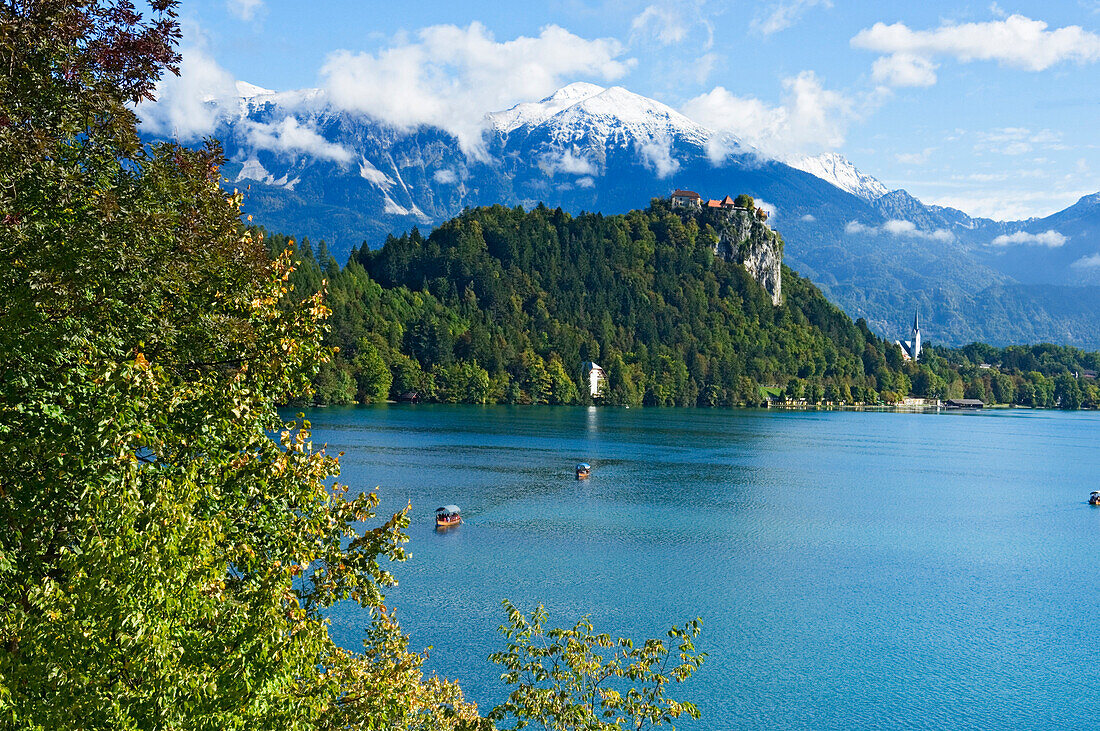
top-left (139, 80), bottom-right (1100, 348)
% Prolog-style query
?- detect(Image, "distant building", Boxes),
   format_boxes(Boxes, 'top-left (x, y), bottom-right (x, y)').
top-left (670, 190), bottom-right (701, 209)
top-left (896, 310), bottom-right (922, 361)
top-left (946, 398), bottom-right (984, 409)
top-left (582, 362), bottom-right (607, 398)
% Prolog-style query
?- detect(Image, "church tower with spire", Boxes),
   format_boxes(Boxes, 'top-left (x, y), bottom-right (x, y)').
top-left (895, 310), bottom-right (922, 361)
top-left (911, 310), bottom-right (921, 361)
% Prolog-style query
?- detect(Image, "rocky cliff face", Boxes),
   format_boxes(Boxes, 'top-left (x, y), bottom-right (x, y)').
top-left (712, 209), bottom-right (783, 306)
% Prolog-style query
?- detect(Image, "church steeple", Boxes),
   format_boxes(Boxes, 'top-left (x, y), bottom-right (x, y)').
top-left (911, 310), bottom-right (921, 360)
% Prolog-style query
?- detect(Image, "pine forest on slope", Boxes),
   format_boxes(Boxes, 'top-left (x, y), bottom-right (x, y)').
top-left (271, 200), bottom-right (1100, 410)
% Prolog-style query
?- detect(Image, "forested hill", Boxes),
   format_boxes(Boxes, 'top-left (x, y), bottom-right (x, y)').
top-left (272, 201), bottom-right (1100, 408)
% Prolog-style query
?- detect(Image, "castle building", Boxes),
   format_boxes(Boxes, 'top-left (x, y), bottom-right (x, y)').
top-left (896, 311), bottom-right (922, 361)
top-left (670, 190), bottom-right (701, 209)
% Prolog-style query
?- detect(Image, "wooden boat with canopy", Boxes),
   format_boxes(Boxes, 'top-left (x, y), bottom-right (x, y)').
top-left (575, 463), bottom-right (591, 480)
top-left (436, 505), bottom-right (462, 527)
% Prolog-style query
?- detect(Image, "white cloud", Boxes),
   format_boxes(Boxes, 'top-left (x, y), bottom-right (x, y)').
top-left (846, 219), bottom-right (953, 242)
top-left (853, 14), bottom-right (1100, 87)
top-left (637, 136), bottom-right (680, 178)
top-left (320, 22), bottom-right (633, 158)
top-left (801, 213), bottom-right (817, 222)
top-left (227, 0), bottom-right (263, 22)
top-left (973, 127), bottom-right (1064, 157)
top-left (630, 1), bottom-right (713, 48)
top-left (693, 53), bottom-right (719, 83)
top-left (896, 147), bottom-right (934, 165)
top-left (755, 199), bottom-right (777, 218)
top-left (136, 45), bottom-right (237, 139)
top-left (245, 118), bottom-right (353, 163)
top-left (631, 5), bottom-right (689, 46)
top-left (1072, 253), bottom-right (1100, 268)
top-left (682, 71), bottom-right (854, 159)
top-left (576, 176), bottom-right (596, 188)
top-left (752, 0), bottom-right (832, 36)
top-left (541, 148), bottom-right (598, 176)
top-left (925, 189), bottom-right (1090, 220)
top-left (433, 169), bottom-right (458, 184)
top-left (990, 229), bottom-right (1067, 247)
top-left (871, 53), bottom-right (937, 87)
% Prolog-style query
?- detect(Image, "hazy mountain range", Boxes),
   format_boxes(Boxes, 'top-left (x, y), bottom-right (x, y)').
top-left (142, 80), bottom-right (1100, 348)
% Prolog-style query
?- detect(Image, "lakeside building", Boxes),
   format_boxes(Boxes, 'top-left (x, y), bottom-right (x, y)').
top-left (582, 362), bottom-right (607, 399)
top-left (896, 310), bottom-right (922, 361)
top-left (946, 398), bottom-right (984, 409)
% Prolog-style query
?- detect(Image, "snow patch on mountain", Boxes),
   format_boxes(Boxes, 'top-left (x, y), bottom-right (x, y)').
top-left (236, 157), bottom-right (270, 184)
top-left (788, 152), bottom-right (889, 201)
top-left (359, 158), bottom-right (395, 188)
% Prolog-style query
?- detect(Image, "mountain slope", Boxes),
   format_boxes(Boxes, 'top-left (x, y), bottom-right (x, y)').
top-left (788, 152), bottom-right (888, 201)
top-left (143, 82), bottom-right (1100, 348)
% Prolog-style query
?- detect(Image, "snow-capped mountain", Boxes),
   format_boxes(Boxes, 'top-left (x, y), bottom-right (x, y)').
top-left (788, 152), bottom-right (889, 201)
top-left (139, 80), bottom-right (1100, 348)
top-left (490, 83), bottom-right (710, 149)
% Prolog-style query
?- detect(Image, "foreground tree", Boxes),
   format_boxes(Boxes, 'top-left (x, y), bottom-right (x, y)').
top-left (0, 1), bottom-right (478, 728)
top-left (0, 4), bottom-right (706, 729)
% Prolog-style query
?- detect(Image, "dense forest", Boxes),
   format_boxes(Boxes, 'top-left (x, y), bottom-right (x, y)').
top-left (264, 201), bottom-right (1100, 410)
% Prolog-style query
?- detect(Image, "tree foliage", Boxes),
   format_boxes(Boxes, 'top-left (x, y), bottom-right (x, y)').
top-left (0, 2), bottom-right (477, 727)
top-left (488, 602), bottom-right (705, 731)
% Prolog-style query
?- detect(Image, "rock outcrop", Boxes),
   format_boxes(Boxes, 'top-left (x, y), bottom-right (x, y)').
top-left (712, 209), bottom-right (783, 306)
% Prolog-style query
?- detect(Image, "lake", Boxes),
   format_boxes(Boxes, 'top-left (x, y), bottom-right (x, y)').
top-left (298, 404), bottom-right (1100, 730)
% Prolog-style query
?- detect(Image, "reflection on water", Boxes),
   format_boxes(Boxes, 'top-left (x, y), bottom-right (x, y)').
top-left (298, 405), bottom-right (1100, 730)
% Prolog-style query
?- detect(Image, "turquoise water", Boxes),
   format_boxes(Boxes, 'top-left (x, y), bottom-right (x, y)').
top-left (301, 405), bottom-right (1100, 729)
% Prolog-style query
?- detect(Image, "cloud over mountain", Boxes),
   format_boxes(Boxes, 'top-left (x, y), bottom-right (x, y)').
top-left (319, 23), bottom-right (634, 157)
top-left (682, 71), bottom-right (853, 160)
top-left (991, 230), bottom-right (1068, 248)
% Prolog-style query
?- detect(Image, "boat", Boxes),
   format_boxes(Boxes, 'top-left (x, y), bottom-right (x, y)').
top-left (436, 505), bottom-right (461, 527)
top-left (1090, 492), bottom-right (1100, 506)
top-left (575, 463), bottom-right (591, 480)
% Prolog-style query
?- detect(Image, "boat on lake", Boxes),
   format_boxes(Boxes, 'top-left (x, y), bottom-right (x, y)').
top-left (575, 463), bottom-right (591, 480)
top-left (436, 505), bottom-right (461, 527)
top-left (1090, 492), bottom-right (1100, 506)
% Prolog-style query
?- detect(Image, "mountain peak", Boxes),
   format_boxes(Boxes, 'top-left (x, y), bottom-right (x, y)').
top-left (490, 82), bottom-right (709, 149)
top-left (490, 82), bottom-right (606, 133)
top-left (542, 82), bottom-right (606, 103)
top-left (235, 80), bottom-right (275, 99)
top-left (787, 152), bottom-right (889, 202)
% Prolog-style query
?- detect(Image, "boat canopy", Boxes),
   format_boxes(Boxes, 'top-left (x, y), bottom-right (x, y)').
top-left (436, 505), bottom-right (461, 514)
top-left (576, 463), bottom-right (591, 471)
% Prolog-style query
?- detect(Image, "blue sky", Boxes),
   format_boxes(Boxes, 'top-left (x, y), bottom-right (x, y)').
top-left (165, 0), bottom-right (1100, 220)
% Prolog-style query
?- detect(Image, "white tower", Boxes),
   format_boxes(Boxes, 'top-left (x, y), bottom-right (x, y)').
top-left (911, 310), bottom-right (921, 361)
